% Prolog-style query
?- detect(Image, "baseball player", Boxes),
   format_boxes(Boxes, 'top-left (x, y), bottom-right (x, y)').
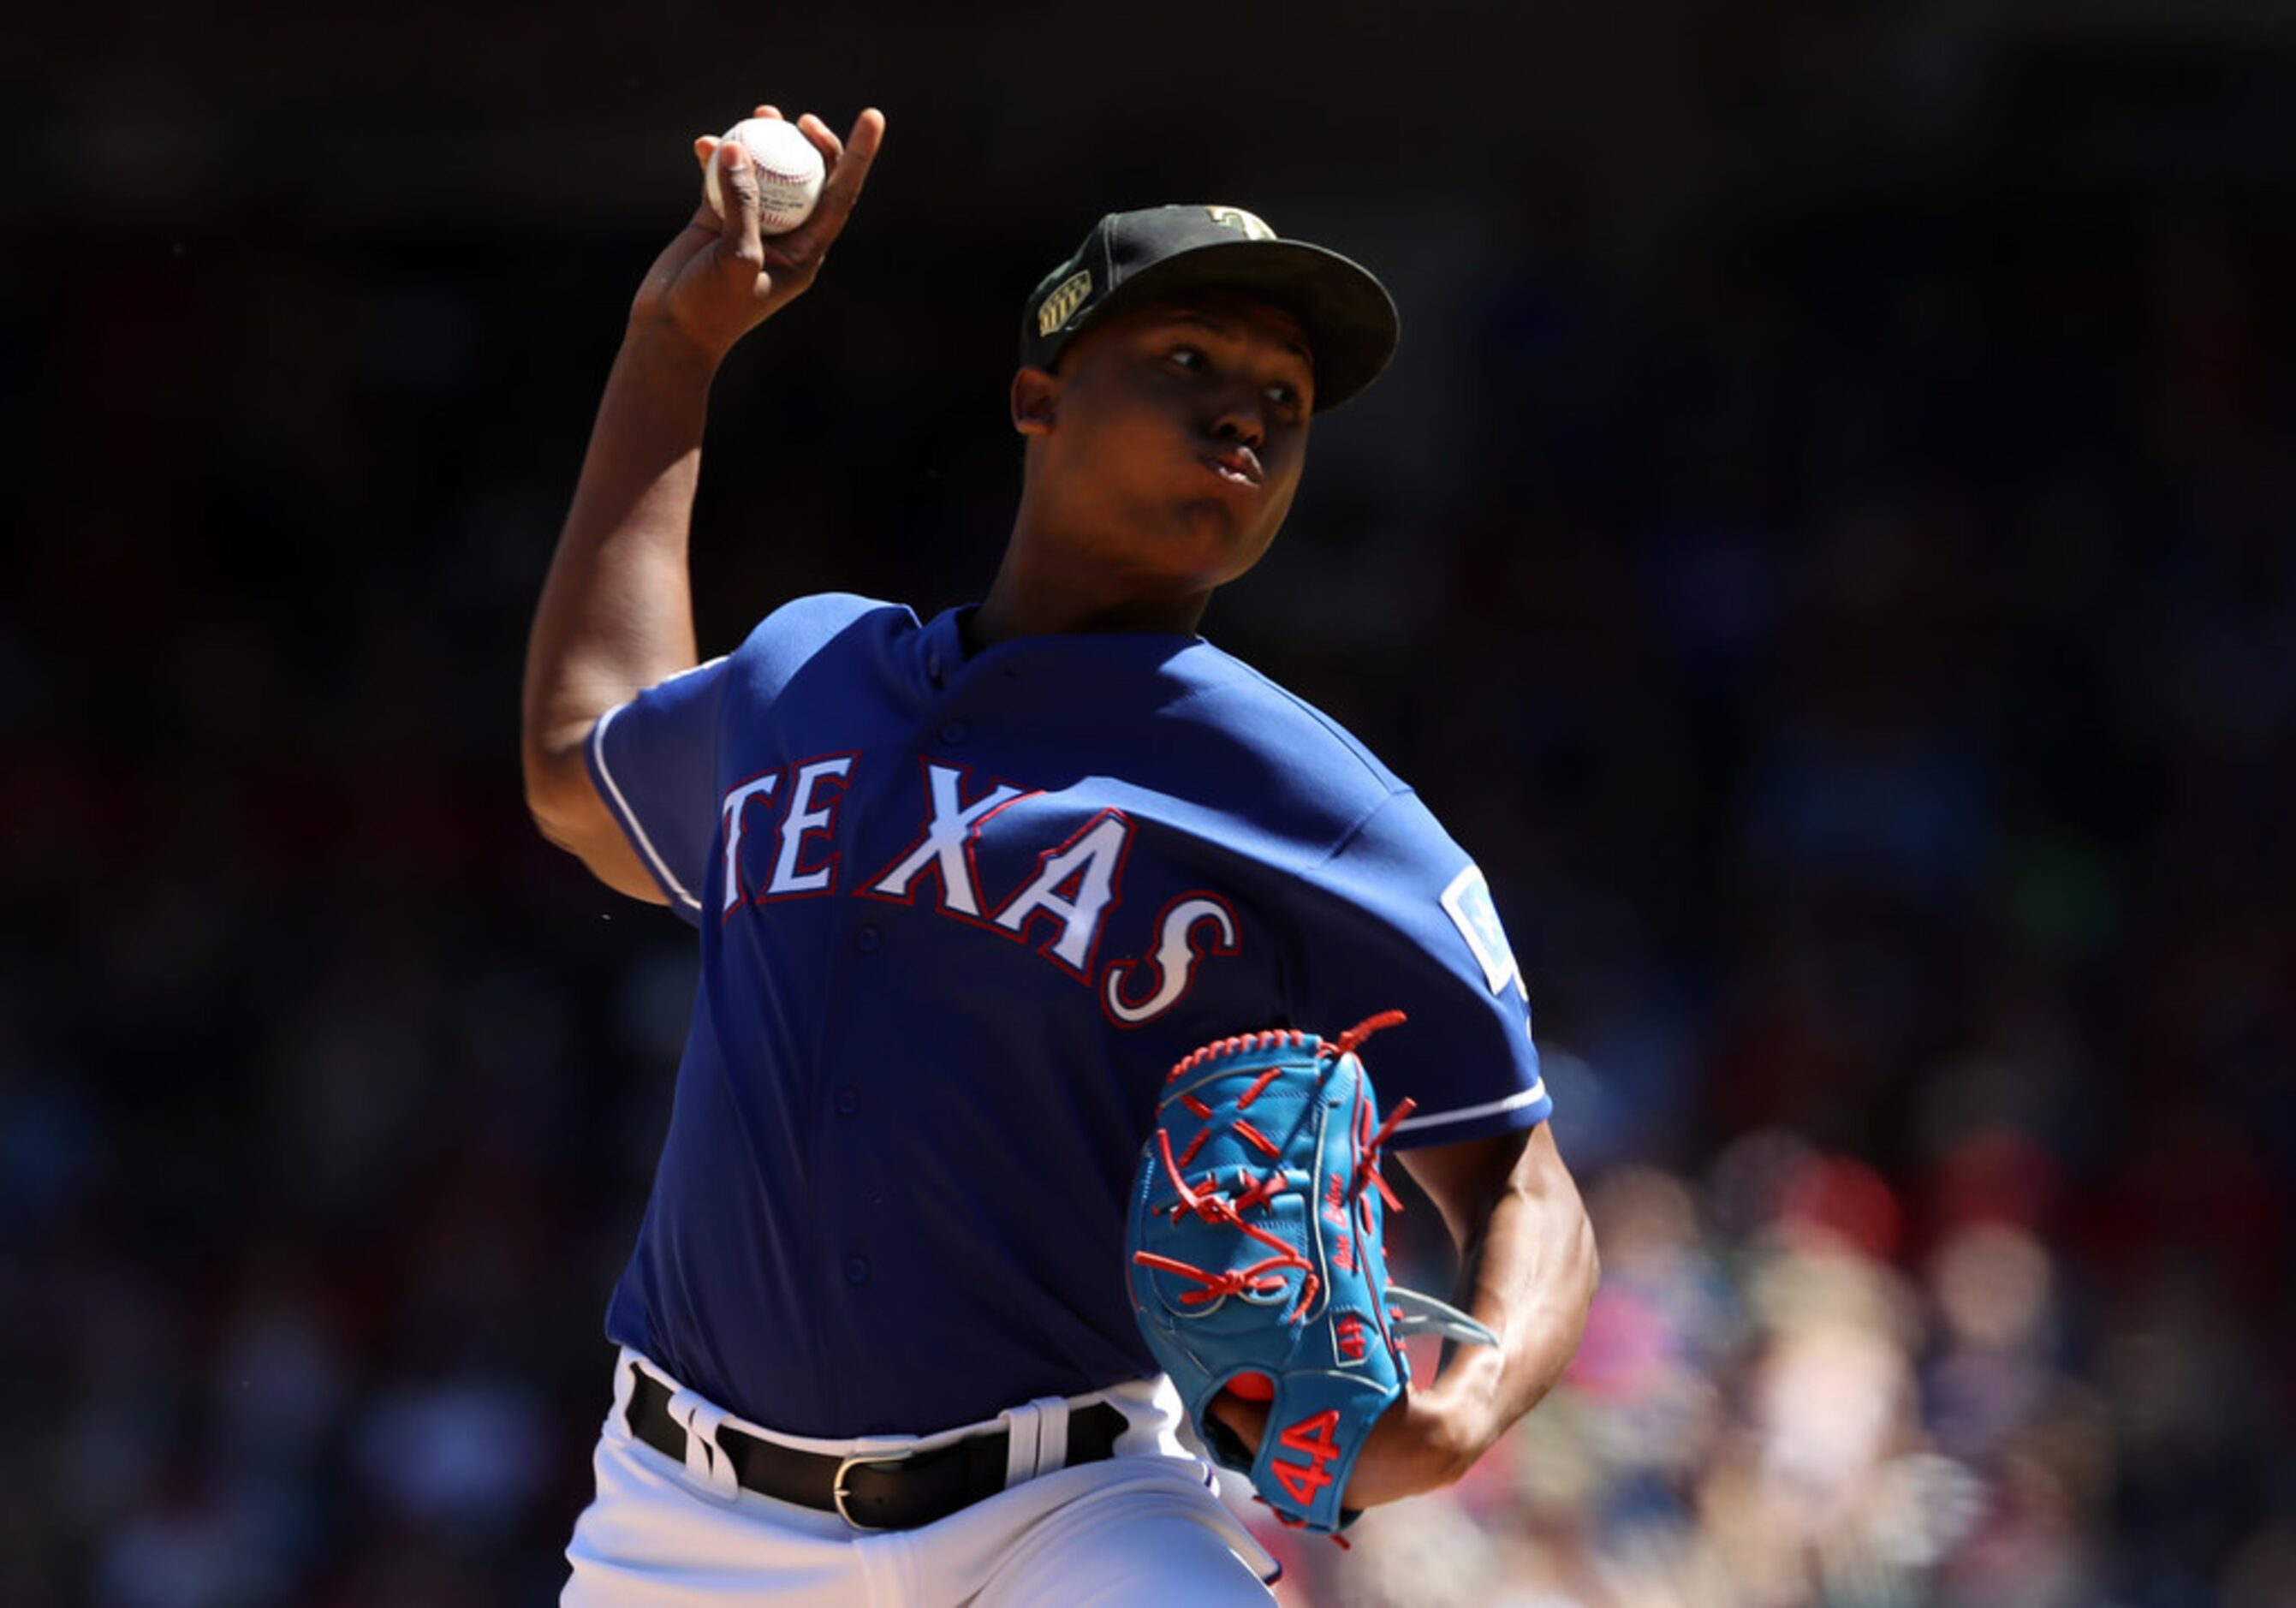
top-left (522, 105), bottom-right (1597, 1605)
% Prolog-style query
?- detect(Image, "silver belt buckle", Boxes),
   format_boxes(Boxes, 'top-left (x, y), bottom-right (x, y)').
top-left (831, 1445), bottom-right (916, 1530)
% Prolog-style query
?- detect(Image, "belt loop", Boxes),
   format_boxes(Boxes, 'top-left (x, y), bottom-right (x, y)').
top-left (1032, 1396), bottom-right (1072, 1476)
top-left (997, 1396), bottom-right (1074, 1489)
top-left (998, 1400), bottom-right (1044, 1489)
top-left (667, 1387), bottom-right (741, 1504)
top-left (615, 1357), bottom-right (641, 1430)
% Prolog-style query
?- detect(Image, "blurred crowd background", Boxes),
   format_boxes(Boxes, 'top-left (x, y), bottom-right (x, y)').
top-left (6, 3), bottom-right (2293, 1604)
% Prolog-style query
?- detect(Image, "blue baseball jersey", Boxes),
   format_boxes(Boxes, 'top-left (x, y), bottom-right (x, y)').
top-left (585, 595), bottom-right (1551, 1438)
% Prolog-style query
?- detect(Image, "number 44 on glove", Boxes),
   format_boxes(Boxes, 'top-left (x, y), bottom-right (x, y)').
top-left (1123, 1012), bottom-right (1496, 1535)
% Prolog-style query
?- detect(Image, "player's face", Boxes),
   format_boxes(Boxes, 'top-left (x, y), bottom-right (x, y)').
top-left (1021, 291), bottom-right (1315, 598)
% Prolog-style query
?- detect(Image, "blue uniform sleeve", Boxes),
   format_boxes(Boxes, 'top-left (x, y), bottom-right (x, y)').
top-left (1288, 791), bottom-right (1551, 1149)
top-left (585, 657), bottom-right (733, 925)
top-left (582, 594), bottom-right (898, 927)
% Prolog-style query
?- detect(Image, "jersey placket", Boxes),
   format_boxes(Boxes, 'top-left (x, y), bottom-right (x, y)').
top-left (795, 643), bottom-right (991, 1430)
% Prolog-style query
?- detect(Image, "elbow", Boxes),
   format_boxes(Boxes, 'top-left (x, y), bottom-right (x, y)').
top-left (1547, 1149), bottom-right (1600, 1305)
top-left (1525, 1127), bottom-right (1601, 1353)
top-left (1517, 1122), bottom-right (1601, 1312)
top-left (515, 712), bottom-right (669, 907)
top-left (1573, 1201), bottom-right (1602, 1314)
top-left (520, 728), bottom-right (601, 853)
top-left (526, 789), bottom-right (587, 857)
top-left (1550, 1186), bottom-right (1601, 1380)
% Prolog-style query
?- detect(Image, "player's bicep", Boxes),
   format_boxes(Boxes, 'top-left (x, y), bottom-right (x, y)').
top-left (1398, 1123), bottom-right (1563, 1251)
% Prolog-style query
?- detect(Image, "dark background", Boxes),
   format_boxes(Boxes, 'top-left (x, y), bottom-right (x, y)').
top-left (6, 3), bottom-right (2293, 1604)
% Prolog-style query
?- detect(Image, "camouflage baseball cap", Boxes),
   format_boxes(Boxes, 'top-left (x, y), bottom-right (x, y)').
top-left (1019, 205), bottom-right (1400, 412)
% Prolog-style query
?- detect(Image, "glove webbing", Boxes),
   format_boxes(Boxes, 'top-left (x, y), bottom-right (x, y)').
top-left (1132, 1012), bottom-right (1415, 1329)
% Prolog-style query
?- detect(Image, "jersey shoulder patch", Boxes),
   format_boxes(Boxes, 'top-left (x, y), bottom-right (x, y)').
top-left (1440, 864), bottom-right (1521, 996)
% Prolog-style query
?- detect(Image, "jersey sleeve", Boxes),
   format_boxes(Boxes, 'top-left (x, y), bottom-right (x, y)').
top-left (585, 657), bottom-right (734, 925)
top-left (582, 594), bottom-right (897, 927)
top-left (1288, 791), bottom-right (1551, 1148)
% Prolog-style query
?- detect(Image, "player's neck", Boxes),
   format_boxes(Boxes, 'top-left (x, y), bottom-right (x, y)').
top-left (971, 548), bottom-right (1212, 649)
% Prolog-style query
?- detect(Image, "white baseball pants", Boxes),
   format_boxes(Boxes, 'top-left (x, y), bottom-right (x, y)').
top-left (562, 1350), bottom-right (1279, 1606)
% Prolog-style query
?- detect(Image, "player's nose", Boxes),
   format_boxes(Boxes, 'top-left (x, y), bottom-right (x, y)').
top-left (1205, 393), bottom-right (1267, 451)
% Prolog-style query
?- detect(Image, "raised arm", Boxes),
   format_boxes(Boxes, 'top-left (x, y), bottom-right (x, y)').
top-left (520, 105), bottom-right (885, 897)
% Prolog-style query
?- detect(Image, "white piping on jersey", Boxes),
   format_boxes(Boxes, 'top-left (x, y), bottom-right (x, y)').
top-left (590, 701), bottom-right (704, 914)
top-left (1390, 1080), bottom-right (1549, 1135)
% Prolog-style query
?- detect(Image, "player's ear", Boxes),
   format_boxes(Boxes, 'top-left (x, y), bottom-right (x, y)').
top-left (1011, 366), bottom-right (1059, 437)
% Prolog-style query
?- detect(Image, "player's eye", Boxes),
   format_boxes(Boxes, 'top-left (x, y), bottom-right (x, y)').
top-left (1266, 382), bottom-right (1303, 412)
top-left (1167, 345), bottom-right (1207, 372)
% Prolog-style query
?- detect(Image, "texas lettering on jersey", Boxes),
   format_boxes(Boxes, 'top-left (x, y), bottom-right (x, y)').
top-left (716, 756), bottom-right (1237, 1027)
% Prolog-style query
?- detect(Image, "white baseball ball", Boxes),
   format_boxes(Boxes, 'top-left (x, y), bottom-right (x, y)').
top-left (703, 116), bottom-right (826, 235)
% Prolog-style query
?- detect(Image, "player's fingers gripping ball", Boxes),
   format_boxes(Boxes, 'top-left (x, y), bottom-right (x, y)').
top-left (1125, 1012), bottom-right (1496, 1535)
top-left (703, 116), bottom-right (825, 233)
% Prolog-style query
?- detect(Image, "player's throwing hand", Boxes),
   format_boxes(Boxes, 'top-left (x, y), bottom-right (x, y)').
top-left (629, 104), bottom-right (885, 362)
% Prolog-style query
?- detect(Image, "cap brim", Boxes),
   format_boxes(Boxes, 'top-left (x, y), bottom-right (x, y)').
top-left (1072, 238), bottom-right (1400, 413)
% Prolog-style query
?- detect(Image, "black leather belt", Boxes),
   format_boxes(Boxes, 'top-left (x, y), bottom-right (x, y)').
top-left (624, 1366), bottom-right (1127, 1530)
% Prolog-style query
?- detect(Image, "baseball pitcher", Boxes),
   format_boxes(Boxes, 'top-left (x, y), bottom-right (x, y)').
top-left (521, 104), bottom-right (1597, 1605)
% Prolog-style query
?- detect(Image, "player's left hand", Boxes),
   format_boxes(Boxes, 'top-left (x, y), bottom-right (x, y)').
top-left (1209, 1378), bottom-right (1490, 1510)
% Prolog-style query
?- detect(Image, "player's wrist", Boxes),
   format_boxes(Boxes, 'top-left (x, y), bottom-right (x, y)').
top-left (1408, 1364), bottom-right (1508, 1470)
top-left (620, 313), bottom-right (734, 380)
top-left (1341, 1387), bottom-right (1482, 1508)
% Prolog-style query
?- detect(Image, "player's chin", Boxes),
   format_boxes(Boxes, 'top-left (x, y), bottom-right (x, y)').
top-left (1169, 502), bottom-right (1285, 581)
top-left (1181, 472), bottom-right (1293, 536)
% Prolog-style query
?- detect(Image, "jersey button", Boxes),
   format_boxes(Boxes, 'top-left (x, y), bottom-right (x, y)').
top-left (854, 925), bottom-right (882, 954)
top-left (844, 1256), bottom-right (871, 1285)
top-left (938, 720), bottom-right (967, 744)
top-left (835, 1086), bottom-right (860, 1117)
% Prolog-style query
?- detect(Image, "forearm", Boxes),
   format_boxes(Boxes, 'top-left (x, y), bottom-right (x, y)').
top-left (1424, 1123), bottom-right (1599, 1450)
top-left (517, 109), bottom-right (881, 894)
top-left (520, 322), bottom-right (718, 821)
top-left (1347, 1122), bottom-right (1595, 1504)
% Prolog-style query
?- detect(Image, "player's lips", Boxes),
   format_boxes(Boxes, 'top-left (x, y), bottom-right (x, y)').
top-left (1203, 445), bottom-right (1264, 488)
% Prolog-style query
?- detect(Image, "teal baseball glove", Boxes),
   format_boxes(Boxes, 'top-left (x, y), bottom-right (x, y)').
top-left (1124, 1011), bottom-right (1496, 1534)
